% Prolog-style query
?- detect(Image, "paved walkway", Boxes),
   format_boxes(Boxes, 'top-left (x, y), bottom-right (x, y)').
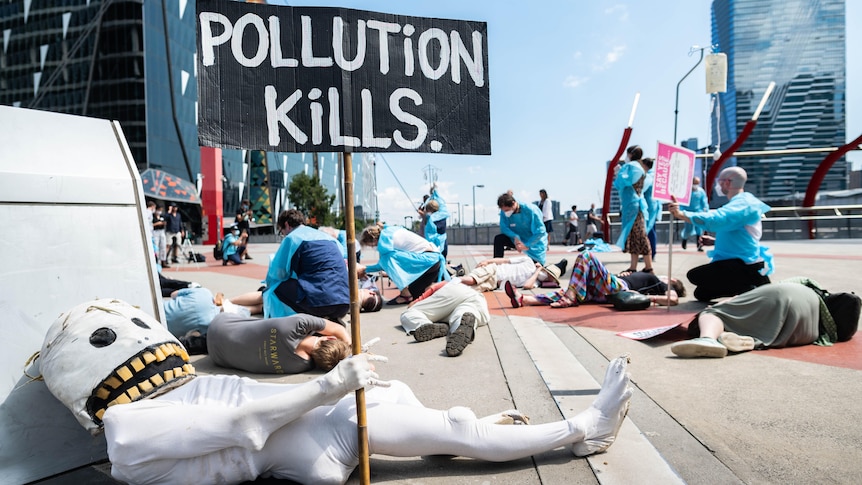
top-left (46, 239), bottom-right (862, 484)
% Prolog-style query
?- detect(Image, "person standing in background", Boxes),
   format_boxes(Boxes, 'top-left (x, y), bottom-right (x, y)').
top-left (165, 203), bottom-right (184, 264)
top-left (539, 189), bottom-right (554, 248)
top-left (586, 203), bottom-right (601, 240)
top-left (680, 177), bottom-right (709, 251)
top-left (152, 203), bottom-right (168, 268)
top-left (613, 145), bottom-right (653, 274)
top-left (565, 205), bottom-right (580, 245)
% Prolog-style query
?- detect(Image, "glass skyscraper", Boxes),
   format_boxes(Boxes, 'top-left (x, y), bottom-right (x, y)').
top-left (0, 0), bottom-right (376, 228)
top-left (711, 0), bottom-right (847, 199)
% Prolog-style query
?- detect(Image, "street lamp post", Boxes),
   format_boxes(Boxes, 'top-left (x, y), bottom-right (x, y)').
top-left (674, 45), bottom-right (713, 145)
top-left (472, 184), bottom-right (484, 226)
top-left (451, 202), bottom-right (461, 226)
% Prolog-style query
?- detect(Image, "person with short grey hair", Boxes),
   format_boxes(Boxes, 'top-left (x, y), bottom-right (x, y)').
top-left (669, 166), bottom-right (773, 302)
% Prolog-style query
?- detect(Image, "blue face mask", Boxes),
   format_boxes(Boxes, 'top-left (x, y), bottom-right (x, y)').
top-left (232, 230), bottom-right (239, 236)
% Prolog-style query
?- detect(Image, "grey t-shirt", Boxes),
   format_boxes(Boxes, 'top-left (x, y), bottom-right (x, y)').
top-left (207, 313), bottom-right (327, 374)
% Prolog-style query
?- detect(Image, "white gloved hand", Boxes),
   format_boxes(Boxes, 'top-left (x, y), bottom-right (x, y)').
top-left (319, 353), bottom-right (390, 404)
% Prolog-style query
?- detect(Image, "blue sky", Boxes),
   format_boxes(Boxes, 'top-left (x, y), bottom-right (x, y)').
top-left (274, 0), bottom-right (861, 225)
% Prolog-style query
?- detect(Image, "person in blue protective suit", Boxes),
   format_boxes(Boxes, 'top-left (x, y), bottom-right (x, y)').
top-left (264, 209), bottom-right (351, 321)
top-left (641, 158), bottom-right (662, 260)
top-left (613, 146), bottom-right (653, 274)
top-left (669, 166), bottom-right (773, 302)
top-left (493, 192), bottom-right (548, 265)
top-left (358, 222), bottom-right (449, 305)
top-left (680, 177), bottom-right (709, 251)
top-left (221, 225), bottom-right (248, 266)
top-left (418, 185), bottom-right (450, 258)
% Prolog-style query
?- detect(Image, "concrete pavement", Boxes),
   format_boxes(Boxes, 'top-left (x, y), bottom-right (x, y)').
top-left (39, 239), bottom-right (862, 485)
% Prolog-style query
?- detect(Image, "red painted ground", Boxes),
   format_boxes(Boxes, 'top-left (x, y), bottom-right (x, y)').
top-left (486, 290), bottom-right (862, 371)
top-left (169, 251), bottom-right (862, 371)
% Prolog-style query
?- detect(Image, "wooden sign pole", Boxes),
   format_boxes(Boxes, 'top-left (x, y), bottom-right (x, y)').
top-left (342, 152), bottom-right (370, 484)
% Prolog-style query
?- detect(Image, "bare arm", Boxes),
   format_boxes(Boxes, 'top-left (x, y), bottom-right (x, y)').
top-left (320, 320), bottom-right (351, 344)
top-left (649, 291), bottom-right (678, 306)
top-left (521, 263), bottom-right (543, 290)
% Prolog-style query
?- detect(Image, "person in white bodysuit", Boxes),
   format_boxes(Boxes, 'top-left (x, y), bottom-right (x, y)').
top-left (38, 299), bottom-right (633, 485)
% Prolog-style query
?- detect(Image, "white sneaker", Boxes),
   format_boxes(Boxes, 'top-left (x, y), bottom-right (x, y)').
top-left (221, 299), bottom-right (251, 317)
top-left (718, 332), bottom-right (755, 353)
top-left (671, 337), bottom-right (728, 358)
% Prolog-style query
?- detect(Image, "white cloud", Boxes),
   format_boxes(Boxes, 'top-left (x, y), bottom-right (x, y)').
top-left (593, 45), bottom-right (626, 71)
top-left (605, 4), bottom-right (629, 22)
top-left (564, 75), bottom-right (588, 88)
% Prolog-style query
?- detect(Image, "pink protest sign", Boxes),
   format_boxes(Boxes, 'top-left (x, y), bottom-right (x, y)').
top-left (653, 141), bottom-right (695, 205)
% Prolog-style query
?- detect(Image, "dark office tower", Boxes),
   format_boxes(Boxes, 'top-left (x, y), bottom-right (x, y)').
top-left (0, 1), bottom-right (205, 181)
top-left (711, 0), bottom-right (847, 199)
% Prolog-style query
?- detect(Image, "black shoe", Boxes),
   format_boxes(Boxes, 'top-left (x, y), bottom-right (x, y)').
top-left (413, 323), bottom-right (449, 342)
top-left (681, 239), bottom-right (687, 249)
top-left (556, 259), bottom-right (568, 275)
top-left (171, 258), bottom-right (179, 264)
top-left (446, 313), bottom-right (476, 357)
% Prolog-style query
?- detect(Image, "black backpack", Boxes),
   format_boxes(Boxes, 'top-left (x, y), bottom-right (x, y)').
top-left (213, 240), bottom-right (223, 261)
top-left (824, 292), bottom-right (861, 342)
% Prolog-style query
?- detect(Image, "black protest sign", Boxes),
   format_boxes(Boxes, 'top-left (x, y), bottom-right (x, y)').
top-left (197, 0), bottom-right (490, 155)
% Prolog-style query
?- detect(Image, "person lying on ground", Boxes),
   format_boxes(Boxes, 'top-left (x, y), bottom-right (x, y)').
top-left (459, 256), bottom-right (568, 291)
top-left (504, 251), bottom-right (685, 309)
top-left (670, 279), bottom-right (858, 358)
top-left (157, 272), bottom-right (200, 298)
top-left (179, 312), bottom-right (353, 373)
top-left (400, 279), bottom-right (490, 357)
top-left (39, 298), bottom-right (634, 485)
top-left (163, 287), bottom-right (257, 338)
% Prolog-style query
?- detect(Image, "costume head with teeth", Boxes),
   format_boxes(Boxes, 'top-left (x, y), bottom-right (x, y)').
top-left (40, 299), bottom-right (195, 434)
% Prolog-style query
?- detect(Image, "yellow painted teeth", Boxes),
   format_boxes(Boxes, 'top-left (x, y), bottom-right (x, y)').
top-left (183, 364), bottom-right (195, 374)
top-left (164, 369), bottom-right (174, 380)
top-left (142, 352), bottom-right (156, 364)
top-left (130, 357), bottom-right (145, 372)
top-left (126, 386), bottom-right (141, 400)
top-left (150, 374), bottom-right (164, 386)
top-left (95, 387), bottom-right (110, 400)
top-left (138, 380), bottom-right (153, 392)
top-left (154, 347), bottom-right (166, 361)
top-left (95, 409), bottom-right (105, 420)
top-left (117, 366), bottom-right (133, 381)
top-left (104, 376), bottom-right (122, 389)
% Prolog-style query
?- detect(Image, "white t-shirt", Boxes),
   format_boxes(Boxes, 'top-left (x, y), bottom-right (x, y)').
top-left (495, 256), bottom-right (537, 286)
top-left (392, 228), bottom-right (435, 253)
top-left (540, 199), bottom-right (553, 222)
top-left (568, 212), bottom-right (579, 228)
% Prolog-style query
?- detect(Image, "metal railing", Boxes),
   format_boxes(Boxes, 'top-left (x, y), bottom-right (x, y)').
top-left (445, 204), bottom-right (862, 245)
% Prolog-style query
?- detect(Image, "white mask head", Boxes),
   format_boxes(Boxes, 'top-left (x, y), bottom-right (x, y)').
top-left (39, 299), bottom-right (195, 433)
top-left (713, 181), bottom-right (725, 198)
top-left (503, 210), bottom-right (514, 218)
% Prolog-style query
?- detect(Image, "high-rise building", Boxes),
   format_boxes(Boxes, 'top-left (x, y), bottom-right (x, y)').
top-left (711, 0), bottom-right (847, 199)
top-left (0, 1), bottom-right (376, 231)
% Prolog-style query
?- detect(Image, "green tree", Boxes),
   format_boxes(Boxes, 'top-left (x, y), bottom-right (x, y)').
top-left (287, 172), bottom-right (336, 227)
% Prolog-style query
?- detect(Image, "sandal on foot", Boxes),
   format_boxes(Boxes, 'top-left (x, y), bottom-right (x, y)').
top-left (641, 267), bottom-right (654, 273)
top-left (386, 295), bottom-right (413, 306)
top-left (550, 296), bottom-right (577, 308)
top-left (504, 281), bottom-right (523, 308)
